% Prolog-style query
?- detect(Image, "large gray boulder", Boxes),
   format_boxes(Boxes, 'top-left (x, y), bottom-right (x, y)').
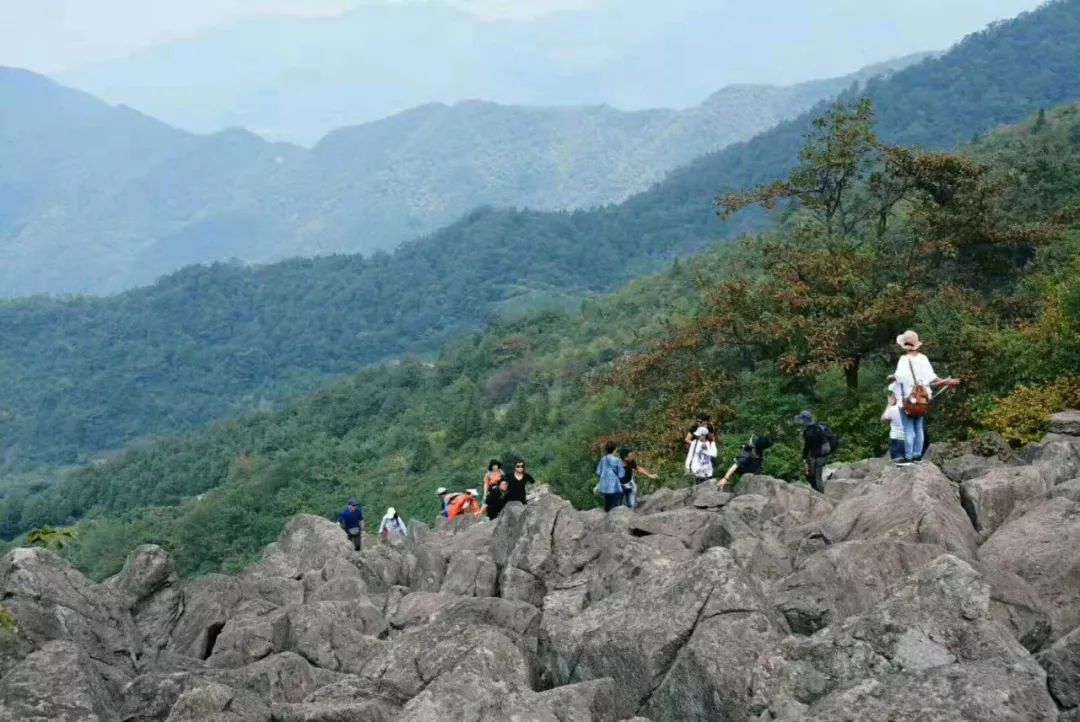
top-left (542, 548), bottom-right (784, 721)
top-left (163, 682), bottom-right (269, 722)
top-left (1052, 477), bottom-right (1080, 502)
top-left (387, 592), bottom-right (540, 643)
top-left (940, 453), bottom-right (1007, 484)
top-left (247, 514), bottom-right (354, 580)
top-left (1049, 410), bottom-right (1080, 436)
top-left (167, 574), bottom-right (242, 660)
top-left (960, 465), bottom-right (1052, 538)
top-left (773, 540), bottom-right (944, 634)
top-left (1021, 433), bottom-right (1080, 486)
top-left (1037, 625), bottom-right (1080, 712)
top-left (749, 556), bottom-right (1055, 721)
top-left (979, 497), bottom-right (1080, 642)
top-left (0, 547), bottom-right (139, 673)
top-left (0, 641), bottom-right (118, 722)
top-left (816, 464), bottom-right (979, 559)
top-left (106, 545), bottom-right (176, 604)
top-left (401, 677), bottom-right (619, 722)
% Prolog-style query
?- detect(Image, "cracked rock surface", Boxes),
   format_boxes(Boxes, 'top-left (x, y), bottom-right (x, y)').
top-left (2, 421), bottom-right (1079, 721)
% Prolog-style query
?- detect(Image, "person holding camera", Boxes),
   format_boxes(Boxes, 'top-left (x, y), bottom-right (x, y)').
top-left (684, 427), bottom-right (718, 484)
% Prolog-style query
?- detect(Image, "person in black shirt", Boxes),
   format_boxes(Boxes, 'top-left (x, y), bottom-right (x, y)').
top-left (619, 449), bottom-right (657, 509)
top-left (795, 411), bottom-right (831, 493)
top-left (506, 459), bottom-right (534, 505)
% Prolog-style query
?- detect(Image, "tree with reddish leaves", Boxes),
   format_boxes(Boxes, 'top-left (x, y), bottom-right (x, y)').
top-left (708, 99), bottom-right (1057, 391)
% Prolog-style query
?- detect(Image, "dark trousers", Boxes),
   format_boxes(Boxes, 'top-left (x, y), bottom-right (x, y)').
top-left (889, 439), bottom-right (906, 461)
top-left (603, 493), bottom-right (624, 512)
top-left (348, 532), bottom-right (362, 551)
top-left (806, 456), bottom-right (829, 493)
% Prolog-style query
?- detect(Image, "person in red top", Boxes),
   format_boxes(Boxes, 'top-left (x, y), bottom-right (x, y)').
top-left (447, 489), bottom-right (481, 519)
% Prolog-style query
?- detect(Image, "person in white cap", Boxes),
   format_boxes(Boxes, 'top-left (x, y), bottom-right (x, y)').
top-left (436, 487), bottom-right (450, 518)
top-left (893, 330), bottom-right (960, 466)
top-left (378, 507), bottom-right (408, 542)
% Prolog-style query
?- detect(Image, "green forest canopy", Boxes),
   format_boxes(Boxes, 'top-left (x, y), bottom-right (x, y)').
top-left (2, 0), bottom-right (1080, 469)
top-left (4, 101), bottom-right (1077, 582)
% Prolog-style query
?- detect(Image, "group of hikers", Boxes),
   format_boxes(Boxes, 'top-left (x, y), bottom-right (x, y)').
top-left (338, 329), bottom-right (961, 542)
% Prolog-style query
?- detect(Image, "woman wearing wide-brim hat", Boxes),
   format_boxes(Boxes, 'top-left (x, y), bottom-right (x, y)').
top-left (893, 330), bottom-right (961, 466)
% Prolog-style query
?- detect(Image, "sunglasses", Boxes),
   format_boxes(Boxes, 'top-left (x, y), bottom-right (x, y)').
top-left (515, 464), bottom-right (525, 468)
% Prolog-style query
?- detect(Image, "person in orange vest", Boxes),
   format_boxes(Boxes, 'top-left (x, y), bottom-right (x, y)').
top-left (446, 489), bottom-right (481, 519)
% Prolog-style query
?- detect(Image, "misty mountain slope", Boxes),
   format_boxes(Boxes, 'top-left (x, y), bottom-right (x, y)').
top-left (1, 0), bottom-right (1078, 470)
top-left (0, 56), bottom-right (920, 297)
top-left (52, 0), bottom-right (1011, 143)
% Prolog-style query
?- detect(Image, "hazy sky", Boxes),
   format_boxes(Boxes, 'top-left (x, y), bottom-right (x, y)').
top-left (1, 0), bottom-right (594, 73)
top-left (1, 0), bottom-right (1048, 74)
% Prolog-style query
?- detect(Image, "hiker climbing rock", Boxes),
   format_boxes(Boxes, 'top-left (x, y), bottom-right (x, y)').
top-left (447, 489), bottom-right (482, 519)
top-left (506, 459), bottom-right (533, 505)
top-left (378, 507), bottom-right (408, 542)
top-left (718, 436), bottom-right (773, 490)
top-left (436, 487), bottom-right (450, 518)
top-left (795, 411), bottom-right (836, 493)
top-left (619, 448), bottom-right (656, 509)
top-left (338, 497), bottom-right (364, 551)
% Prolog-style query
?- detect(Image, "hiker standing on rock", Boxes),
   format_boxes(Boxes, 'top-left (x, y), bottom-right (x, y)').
top-left (482, 460), bottom-right (503, 498)
top-left (338, 498), bottom-right (364, 551)
top-left (506, 459), bottom-right (533, 505)
top-left (619, 448), bottom-right (656, 509)
top-left (882, 386), bottom-right (905, 462)
top-left (684, 428), bottom-right (718, 485)
top-left (795, 411), bottom-right (836, 493)
top-left (378, 507), bottom-right (408, 542)
top-left (437, 487), bottom-right (451, 518)
top-left (893, 330), bottom-right (960, 466)
top-left (596, 442), bottom-right (626, 512)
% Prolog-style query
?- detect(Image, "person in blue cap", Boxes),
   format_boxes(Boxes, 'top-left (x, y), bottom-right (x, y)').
top-left (338, 498), bottom-right (364, 551)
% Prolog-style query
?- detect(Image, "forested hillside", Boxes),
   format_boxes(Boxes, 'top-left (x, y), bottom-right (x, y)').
top-left (1, 1), bottom-right (1079, 470)
top-left (4, 102), bottom-right (1078, 581)
top-left (0, 59), bottom-right (909, 298)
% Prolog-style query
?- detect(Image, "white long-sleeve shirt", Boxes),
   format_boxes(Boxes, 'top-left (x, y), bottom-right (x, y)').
top-left (378, 516), bottom-right (407, 538)
top-left (882, 404), bottom-right (904, 440)
top-left (685, 439), bottom-right (718, 479)
top-left (895, 353), bottom-right (937, 402)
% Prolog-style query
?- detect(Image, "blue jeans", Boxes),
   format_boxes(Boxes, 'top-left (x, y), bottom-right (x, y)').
top-left (899, 407), bottom-right (925, 461)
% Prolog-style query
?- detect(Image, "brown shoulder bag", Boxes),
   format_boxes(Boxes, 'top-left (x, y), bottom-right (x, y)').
top-left (902, 357), bottom-right (932, 417)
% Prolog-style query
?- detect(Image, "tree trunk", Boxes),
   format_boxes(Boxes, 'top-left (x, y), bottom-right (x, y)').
top-left (845, 359), bottom-right (860, 391)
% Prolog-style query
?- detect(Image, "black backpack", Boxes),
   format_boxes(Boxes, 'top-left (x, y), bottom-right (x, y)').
top-left (817, 424), bottom-right (840, 456)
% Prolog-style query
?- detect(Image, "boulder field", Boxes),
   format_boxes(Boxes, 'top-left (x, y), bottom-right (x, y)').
top-left (2, 411), bottom-right (1080, 721)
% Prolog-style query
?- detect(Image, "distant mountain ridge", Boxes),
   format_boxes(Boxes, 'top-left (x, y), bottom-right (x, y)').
top-left (1, 0), bottom-right (1078, 470)
top-left (0, 56), bottom-right (924, 297)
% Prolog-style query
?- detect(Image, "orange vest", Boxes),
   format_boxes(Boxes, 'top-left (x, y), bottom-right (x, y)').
top-left (447, 494), bottom-right (480, 520)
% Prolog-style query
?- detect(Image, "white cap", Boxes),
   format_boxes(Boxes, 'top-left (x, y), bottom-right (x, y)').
top-left (466, 489), bottom-right (479, 496)
top-left (436, 487), bottom-right (448, 495)
top-left (384, 507), bottom-right (396, 518)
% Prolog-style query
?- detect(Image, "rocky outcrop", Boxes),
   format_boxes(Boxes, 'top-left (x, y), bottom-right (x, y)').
top-left (2, 415), bottom-right (1079, 721)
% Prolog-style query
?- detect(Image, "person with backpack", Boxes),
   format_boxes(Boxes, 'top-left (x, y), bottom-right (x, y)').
top-left (684, 427), bottom-right (718, 485)
top-left (718, 436), bottom-right (773, 490)
top-left (436, 487), bottom-right (451, 518)
top-left (595, 442), bottom-right (626, 512)
top-left (378, 507), bottom-right (408, 542)
top-left (338, 498), bottom-right (364, 551)
top-left (893, 330), bottom-right (960, 466)
top-left (795, 411), bottom-right (837, 493)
